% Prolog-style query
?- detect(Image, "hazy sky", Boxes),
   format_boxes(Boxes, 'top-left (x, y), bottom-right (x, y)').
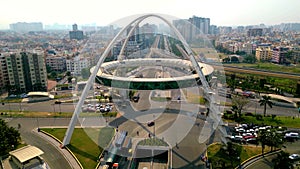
top-left (1, 0), bottom-right (300, 29)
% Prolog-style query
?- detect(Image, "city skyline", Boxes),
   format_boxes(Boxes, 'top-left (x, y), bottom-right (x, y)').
top-left (1, 0), bottom-right (300, 30)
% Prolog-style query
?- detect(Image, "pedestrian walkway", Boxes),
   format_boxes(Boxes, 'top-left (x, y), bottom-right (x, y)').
top-left (33, 128), bottom-right (82, 169)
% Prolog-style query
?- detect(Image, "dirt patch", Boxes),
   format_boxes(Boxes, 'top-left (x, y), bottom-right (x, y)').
top-left (47, 80), bottom-right (57, 91)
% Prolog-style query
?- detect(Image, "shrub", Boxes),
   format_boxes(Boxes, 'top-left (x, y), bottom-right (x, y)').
top-left (245, 112), bottom-right (254, 116)
top-left (255, 114), bottom-right (263, 120)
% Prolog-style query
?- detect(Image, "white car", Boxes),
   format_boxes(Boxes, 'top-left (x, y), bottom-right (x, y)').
top-left (289, 154), bottom-right (300, 160)
top-left (285, 132), bottom-right (299, 139)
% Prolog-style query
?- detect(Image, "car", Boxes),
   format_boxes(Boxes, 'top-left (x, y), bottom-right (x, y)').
top-left (242, 133), bottom-right (253, 137)
top-left (55, 100), bottom-right (62, 104)
top-left (147, 121), bottom-right (155, 127)
top-left (105, 106), bottom-right (112, 111)
top-left (132, 94), bottom-right (140, 102)
top-left (243, 135), bottom-right (255, 140)
top-left (20, 93), bottom-right (28, 98)
top-left (246, 138), bottom-right (257, 144)
top-left (289, 154), bottom-right (300, 160)
top-left (9, 94), bottom-right (17, 98)
top-left (285, 132), bottom-right (299, 139)
top-left (232, 135), bottom-right (243, 143)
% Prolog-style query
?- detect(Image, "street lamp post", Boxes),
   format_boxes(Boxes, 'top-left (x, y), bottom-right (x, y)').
top-left (153, 114), bottom-right (155, 137)
top-left (237, 156), bottom-right (241, 169)
top-left (19, 101), bottom-right (22, 112)
top-left (53, 104), bottom-right (56, 113)
top-left (8, 102), bottom-right (11, 112)
top-left (205, 143), bottom-right (209, 168)
top-left (59, 103), bottom-right (61, 113)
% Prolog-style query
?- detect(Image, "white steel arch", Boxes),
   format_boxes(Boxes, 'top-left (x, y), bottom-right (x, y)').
top-left (62, 14), bottom-right (224, 146)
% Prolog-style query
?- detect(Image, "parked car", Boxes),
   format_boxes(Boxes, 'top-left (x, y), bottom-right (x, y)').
top-left (147, 121), bottom-right (155, 127)
top-left (20, 93), bottom-right (28, 98)
top-left (284, 132), bottom-right (299, 139)
top-left (9, 94), bottom-right (17, 98)
top-left (289, 154), bottom-right (300, 160)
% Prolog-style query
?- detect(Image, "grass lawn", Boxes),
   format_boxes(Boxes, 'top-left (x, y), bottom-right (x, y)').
top-left (240, 116), bottom-right (300, 128)
top-left (186, 92), bottom-right (206, 105)
top-left (150, 97), bottom-right (171, 102)
top-left (138, 138), bottom-right (168, 146)
top-left (42, 127), bottom-right (115, 169)
top-left (54, 93), bottom-right (73, 99)
top-left (1, 98), bottom-right (23, 103)
top-left (208, 143), bottom-right (271, 169)
top-left (226, 62), bottom-right (300, 74)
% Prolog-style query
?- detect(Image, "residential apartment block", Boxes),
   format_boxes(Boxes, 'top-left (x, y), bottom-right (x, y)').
top-left (255, 44), bottom-right (273, 61)
top-left (46, 55), bottom-right (66, 72)
top-left (271, 47), bottom-right (289, 64)
top-left (3, 50), bottom-right (47, 93)
top-left (66, 56), bottom-right (90, 76)
top-left (0, 54), bottom-right (9, 92)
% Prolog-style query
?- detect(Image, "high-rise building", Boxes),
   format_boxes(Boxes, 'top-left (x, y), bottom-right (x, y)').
top-left (72, 24), bottom-right (78, 31)
top-left (247, 28), bottom-right (263, 37)
top-left (9, 22), bottom-right (43, 32)
top-left (69, 24), bottom-right (84, 40)
top-left (126, 25), bottom-right (140, 42)
top-left (236, 26), bottom-right (245, 33)
top-left (3, 50), bottom-right (47, 93)
top-left (173, 19), bottom-right (193, 42)
top-left (219, 26), bottom-right (232, 34)
top-left (0, 54), bottom-right (9, 93)
top-left (210, 25), bottom-right (219, 35)
top-left (188, 16), bottom-right (210, 34)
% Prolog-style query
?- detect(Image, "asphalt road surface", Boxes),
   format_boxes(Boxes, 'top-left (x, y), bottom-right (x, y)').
top-left (115, 89), bottom-right (223, 169)
top-left (0, 100), bottom-right (76, 113)
top-left (245, 140), bottom-right (300, 169)
top-left (4, 118), bottom-right (74, 169)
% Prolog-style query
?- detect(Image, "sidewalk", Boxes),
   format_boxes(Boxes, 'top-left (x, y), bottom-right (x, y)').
top-left (32, 128), bottom-right (82, 169)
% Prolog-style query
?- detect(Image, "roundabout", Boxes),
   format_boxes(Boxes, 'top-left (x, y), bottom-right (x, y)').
top-left (91, 58), bottom-right (214, 90)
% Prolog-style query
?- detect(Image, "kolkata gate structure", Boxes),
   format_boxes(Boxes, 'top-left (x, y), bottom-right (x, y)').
top-left (62, 14), bottom-right (228, 164)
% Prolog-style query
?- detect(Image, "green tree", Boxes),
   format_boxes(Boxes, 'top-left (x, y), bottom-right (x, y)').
top-left (46, 65), bottom-right (52, 73)
top-left (272, 151), bottom-right (293, 169)
top-left (222, 57), bottom-right (230, 63)
top-left (259, 95), bottom-right (273, 117)
top-left (224, 142), bottom-right (239, 167)
top-left (81, 68), bottom-right (91, 79)
top-left (227, 74), bottom-right (236, 92)
top-left (268, 129), bottom-right (284, 151)
top-left (243, 54), bottom-right (257, 63)
top-left (231, 95), bottom-right (249, 119)
top-left (257, 129), bottom-right (268, 156)
top-left (50, 71), bottom-right (57, 79)
top-left (66, 71), bottom-right (71, 76)
top-left (67, 76), bottom-right (73, 83)
top-left (0, 119), bottom-right (21, 156)
top-left (257, 128), bottom-right (284, 156)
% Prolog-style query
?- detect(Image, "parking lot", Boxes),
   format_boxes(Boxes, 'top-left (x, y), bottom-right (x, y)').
top-left (228, 123), bottom-right (299, 145)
